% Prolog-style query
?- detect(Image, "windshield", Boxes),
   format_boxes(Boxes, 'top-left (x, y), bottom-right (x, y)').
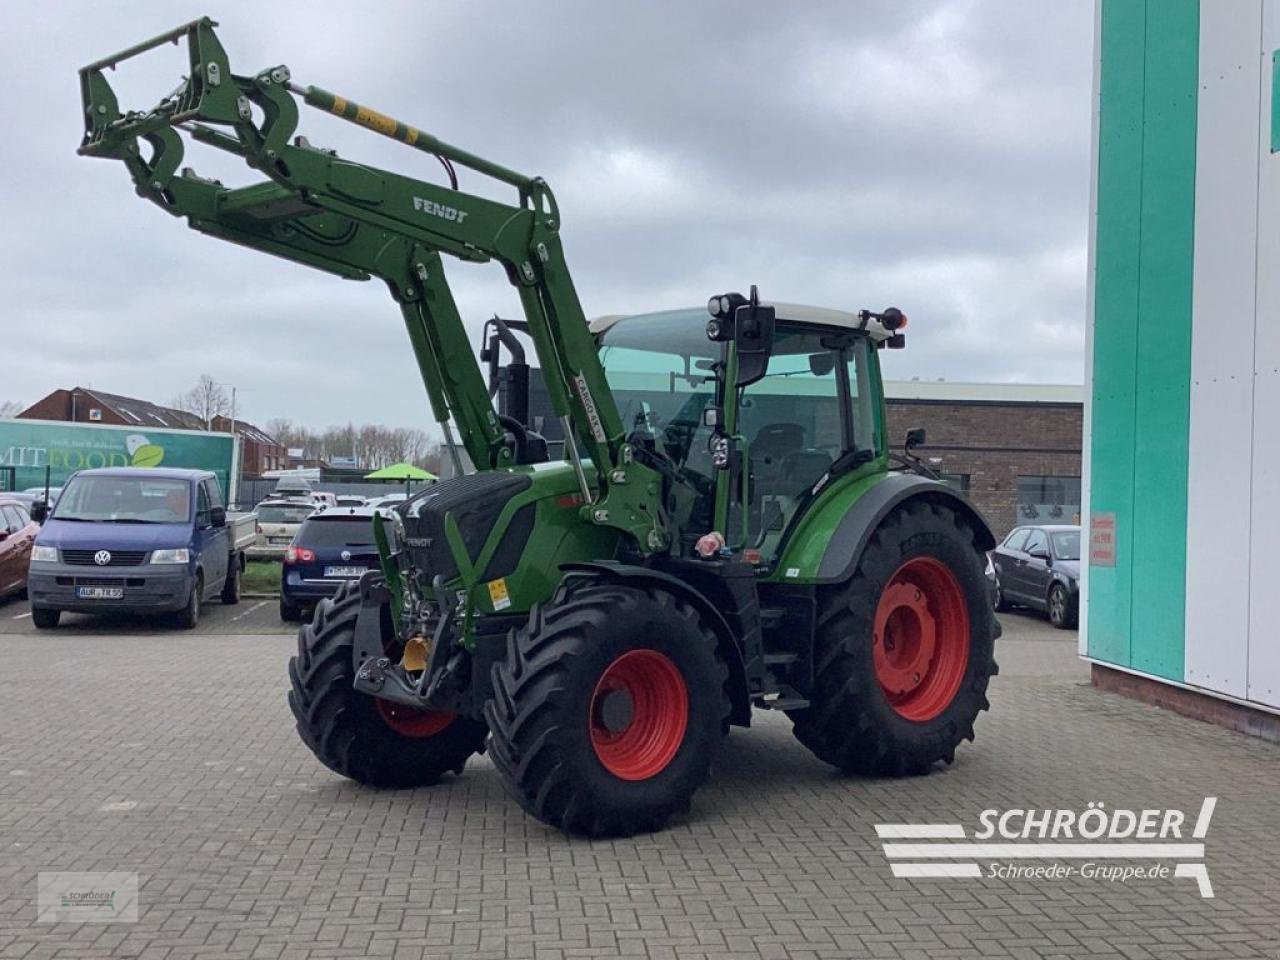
top-left (298, 517), bottom-right (377, 547)
top-left (258, 503), bottom-right (314, 523)
top-left (1051, 531), bottom-right (1081, 561)
top-left (54, 476), bottom-right (190, 523)
top-left (599, 310), bottom-right (720, 477)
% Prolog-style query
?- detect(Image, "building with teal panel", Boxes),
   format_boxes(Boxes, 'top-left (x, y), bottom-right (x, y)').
top-left (1085, 0), bottom-right (1280, 713)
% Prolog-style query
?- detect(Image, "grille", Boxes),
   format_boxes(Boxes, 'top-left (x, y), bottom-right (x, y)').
top-left (62, 549), bottom-right (148, 566)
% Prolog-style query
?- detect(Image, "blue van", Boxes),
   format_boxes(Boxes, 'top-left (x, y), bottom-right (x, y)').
top-left (27, 468), bottom-right (255, 629)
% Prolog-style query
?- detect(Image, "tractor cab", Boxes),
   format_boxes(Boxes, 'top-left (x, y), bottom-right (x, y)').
top-left (587, 302), bottom-right (897, 566)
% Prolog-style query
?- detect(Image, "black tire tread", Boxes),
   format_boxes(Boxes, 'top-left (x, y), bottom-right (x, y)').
top-left (790, 499), bottom-right (1000, 775)
top-left (287, 581), bottom-right (487, 789)
top-left (486, 580), bottom-right (729, 837)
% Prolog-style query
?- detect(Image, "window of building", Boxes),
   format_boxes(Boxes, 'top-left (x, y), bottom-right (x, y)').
top-left (939, 472), bottom-right (970, 493)
top-left (1016, 475), bottom-right (1081, 524)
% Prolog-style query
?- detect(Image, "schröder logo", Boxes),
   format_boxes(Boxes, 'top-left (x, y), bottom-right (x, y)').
top-left (876, 797), bottom-right (1217, 898)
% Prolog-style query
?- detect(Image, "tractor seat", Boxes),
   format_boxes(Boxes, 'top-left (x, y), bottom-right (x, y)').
top-left (752, 422), bottom-right (806, 497)
top-left (781, 449), bottom-right (834, 494)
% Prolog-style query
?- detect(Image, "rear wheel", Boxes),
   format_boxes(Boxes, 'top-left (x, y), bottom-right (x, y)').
top-left (279, 596), bottom-right (303, 622)
top-left (31, 607), bottom-right (60, 629)
top-left (287, 581), bottom-right (487, 788)
top-left (992, 577), bottom-right (1008, 612)
top-left (220, 559), bottom-right (241, 604)
top-left (486, 581), bottom-right (729, 837)
top-left (790, 500), bottom-right (999, 775)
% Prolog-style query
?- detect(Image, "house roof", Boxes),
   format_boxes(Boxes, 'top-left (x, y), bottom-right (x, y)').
top-left (211, 415), bottom-right (280, 446)
top-left (73, 388), bottom-right (208, 430)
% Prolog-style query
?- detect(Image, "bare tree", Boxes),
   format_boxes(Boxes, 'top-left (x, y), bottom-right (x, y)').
top-left (172, 374), bottom-right (231, 429)
top-left (0, 399), bottom-right (22, 419)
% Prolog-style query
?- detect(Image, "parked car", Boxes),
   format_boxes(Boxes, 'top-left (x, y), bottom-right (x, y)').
top-left (334, 495), bottom-right (367, 508)
top-left (26, 468), bottom-right (255, 629)
top-left (248, 499), bottom-right (315, 560)
top-left (273, 476), bottom-right (313, 499)
top-left (9, 486), bottom-right (64, 513)
top-left (279, 507), bottom-right (383, 621)
top-left (0, 497), bottom-right (38, 601)
top-left (990, 523), bottom-right (1081, 628)
top-left (364, 493), bottom-right (408, 509)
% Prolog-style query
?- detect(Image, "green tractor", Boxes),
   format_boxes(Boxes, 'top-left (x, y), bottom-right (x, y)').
top-left (78, 19), bottom-right (999, 837)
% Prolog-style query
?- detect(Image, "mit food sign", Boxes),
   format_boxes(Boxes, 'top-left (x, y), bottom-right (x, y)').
top-left (0, 419), bottom-right (236, 497)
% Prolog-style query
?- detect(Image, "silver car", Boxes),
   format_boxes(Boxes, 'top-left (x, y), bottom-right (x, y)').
top-left (248, 499), bottom-right (315, 560)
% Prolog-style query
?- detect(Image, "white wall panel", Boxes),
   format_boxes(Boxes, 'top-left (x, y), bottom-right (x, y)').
top-left (1248, 0), bottom-right (1280, 708)
top-left (1185, 1), bottom-right (1263, 697)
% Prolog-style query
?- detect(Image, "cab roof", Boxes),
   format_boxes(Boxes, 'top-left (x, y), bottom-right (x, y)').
top-left (590, 302), bottom-right (900, 342)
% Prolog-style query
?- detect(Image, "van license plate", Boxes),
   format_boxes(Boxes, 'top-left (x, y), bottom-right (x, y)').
top-left (324, 566), bottom-right (366, 578)
top-left (76, 586), bottom-right (123, 600)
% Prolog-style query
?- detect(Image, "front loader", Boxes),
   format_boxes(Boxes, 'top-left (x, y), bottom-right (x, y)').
top-left (78, 18), bottom-right (1000, 837)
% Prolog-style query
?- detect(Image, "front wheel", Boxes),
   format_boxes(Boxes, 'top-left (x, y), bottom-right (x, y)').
top-left (790, 500), bottom-right (999, 775)
top-left (287, 582), bottom-right (488, 788)
top-left (174, 574), bottom-right (201, 630)
top-left (31, 607), bottom-right (60, 629)
top-left (1047, 583), bottom-right (1076, 629)
top-left (486, 581), bottom-right (730, 837)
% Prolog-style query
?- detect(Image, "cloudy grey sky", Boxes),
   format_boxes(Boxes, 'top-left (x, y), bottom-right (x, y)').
top-left (2, 1), bottom-right (1092, 437)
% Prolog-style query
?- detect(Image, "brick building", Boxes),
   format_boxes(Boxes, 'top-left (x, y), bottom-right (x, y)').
top-left (19, 387), bottom-right (206, 431)
top-left (18, 387), bottom-right (287, 481)
top-left (210, 415), bottom-right (288, 478)
top-left (885, 381), bottom-right (1082, 537)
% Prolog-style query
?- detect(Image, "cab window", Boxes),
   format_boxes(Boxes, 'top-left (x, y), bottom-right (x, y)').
top-left (740, 327), bottom-right (878, 556)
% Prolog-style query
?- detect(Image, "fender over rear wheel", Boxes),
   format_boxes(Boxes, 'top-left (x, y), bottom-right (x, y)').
top-left (486, 581), bottom-right (730, 837)
top-left (287, 581), bottom-right (488, 788)
top-left (790, 499), bottom-right (999, 775)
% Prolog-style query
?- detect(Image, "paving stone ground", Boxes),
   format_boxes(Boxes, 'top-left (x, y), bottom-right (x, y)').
top-left (1, 598), bottom-right (1277, 959)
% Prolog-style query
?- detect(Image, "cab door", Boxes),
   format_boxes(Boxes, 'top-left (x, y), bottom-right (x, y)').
top-left (195, 480), bottom-right (228, 595)
top-left (1019, 528), bottom-right (1054, 608)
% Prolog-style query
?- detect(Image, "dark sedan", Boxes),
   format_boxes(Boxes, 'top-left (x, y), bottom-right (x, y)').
top-left (990, 524), bottom-right (1080, 629)
top-left (279, 507), bottom-right (384, 622)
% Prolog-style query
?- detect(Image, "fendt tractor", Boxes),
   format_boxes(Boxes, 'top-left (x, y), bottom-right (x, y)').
top-left (79, 19), bottom-right (1000, 836)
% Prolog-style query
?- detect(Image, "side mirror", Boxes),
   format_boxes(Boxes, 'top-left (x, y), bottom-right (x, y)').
top-left (30, 500), bottom-right (48, 524)
top-left (905, 427), bottom-right (927, 451)
top-left (1029, 546), bottom-right (1049, 560)
top-left (734, 292), bottom-right (775, 388)
top-left (210, 506), bottom-right (227, 528)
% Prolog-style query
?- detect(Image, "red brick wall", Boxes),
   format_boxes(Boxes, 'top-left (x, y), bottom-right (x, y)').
top-left (18, 390), bottom-right (128, 426)
top-left (886, 399), bottom-right (1082, 537)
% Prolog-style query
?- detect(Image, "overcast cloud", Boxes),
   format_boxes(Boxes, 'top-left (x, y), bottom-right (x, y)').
top-left (1, 1), bottom-right (1092, 437)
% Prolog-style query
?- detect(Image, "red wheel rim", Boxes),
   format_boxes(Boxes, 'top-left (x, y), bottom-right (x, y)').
top-left (375, 699), bottom-right (454, 738)
top-left (873, 557), bottom-right (970, 721)
top-left (589, 649), bottom-right (688, 780)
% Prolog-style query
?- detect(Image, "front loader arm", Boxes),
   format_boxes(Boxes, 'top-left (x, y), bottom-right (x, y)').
top-left (78, 17), bottom-right (669, 552)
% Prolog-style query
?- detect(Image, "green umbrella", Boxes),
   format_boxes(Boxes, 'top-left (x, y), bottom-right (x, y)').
top-left (363, 462), bottom-right (437, 481)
